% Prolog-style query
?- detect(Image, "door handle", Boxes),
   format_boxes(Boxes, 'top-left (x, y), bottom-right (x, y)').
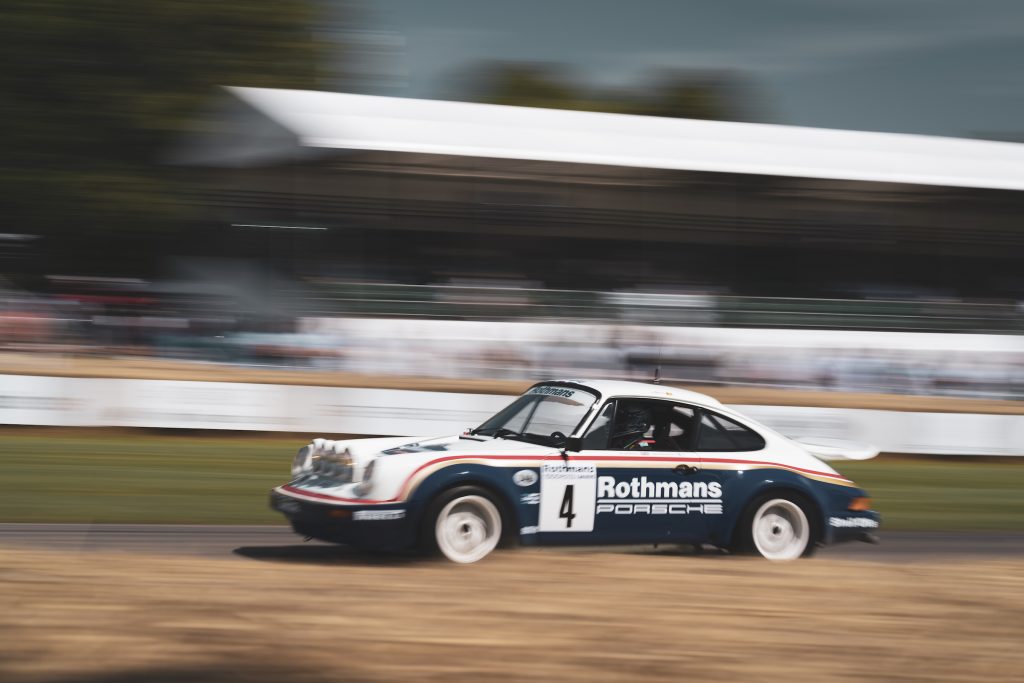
top-left (674, 464), bottom-right (700, 475)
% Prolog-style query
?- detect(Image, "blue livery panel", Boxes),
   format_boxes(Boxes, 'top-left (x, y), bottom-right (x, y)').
top-left (271, 457), bottom-right (879, 552)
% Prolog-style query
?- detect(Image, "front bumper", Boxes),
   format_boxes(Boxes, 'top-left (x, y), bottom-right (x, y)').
top-left (269, 489), bottom-right (414, 551)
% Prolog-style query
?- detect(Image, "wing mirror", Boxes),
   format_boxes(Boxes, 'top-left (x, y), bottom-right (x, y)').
top-left (562, 436), bottom-right (583, 453)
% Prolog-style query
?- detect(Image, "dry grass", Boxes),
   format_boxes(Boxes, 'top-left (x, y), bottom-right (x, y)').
top-left (4, 351), bottom-right (1024, 414)
top-left (1, 546), bottom-right (1022, 683)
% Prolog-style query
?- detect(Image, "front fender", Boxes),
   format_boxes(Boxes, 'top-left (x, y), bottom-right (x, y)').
top-left (406, 463), bottom-right (527, 536)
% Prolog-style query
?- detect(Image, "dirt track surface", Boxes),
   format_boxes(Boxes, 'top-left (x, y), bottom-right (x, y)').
top-left (2, 524), bottom-right (1024, 562)
top-left (2, 542), bottom-right (1023, 683)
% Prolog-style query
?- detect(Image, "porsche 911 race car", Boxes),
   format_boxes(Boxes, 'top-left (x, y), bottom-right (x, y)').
top-left (270, 380), bottom-right (880, 562)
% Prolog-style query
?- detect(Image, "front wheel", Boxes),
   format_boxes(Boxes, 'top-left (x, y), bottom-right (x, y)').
top-left (740, 495), bottom-right (816, 561)
top-left (427, 488), bottom-right (504, 564)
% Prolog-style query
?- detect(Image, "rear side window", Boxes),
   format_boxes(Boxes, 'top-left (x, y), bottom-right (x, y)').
top-left (697, 411), bottom-right (766, 452)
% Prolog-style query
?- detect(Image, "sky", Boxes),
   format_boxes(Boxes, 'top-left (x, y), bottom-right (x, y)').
top-left (339, 0), bottom-right (1024, 140)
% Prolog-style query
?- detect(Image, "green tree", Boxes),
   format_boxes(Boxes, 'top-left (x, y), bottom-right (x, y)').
top-left (0, 0), bottom-right (328, 274)
top-left (468, 63), bottom-right (602, 112)
top-left (460, 62), bottom-right (754, 122)
top-left (634, 69), bottom-right (748, 121)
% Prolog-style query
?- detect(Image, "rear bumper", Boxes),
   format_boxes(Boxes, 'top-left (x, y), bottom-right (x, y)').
top-left (269, 489), bottom-right (415, 550)
top-left (824, 510), bottom-right (882, 545)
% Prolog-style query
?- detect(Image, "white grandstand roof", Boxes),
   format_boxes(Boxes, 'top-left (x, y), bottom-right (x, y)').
top-left (226, 86), bottom-right (1024, 192)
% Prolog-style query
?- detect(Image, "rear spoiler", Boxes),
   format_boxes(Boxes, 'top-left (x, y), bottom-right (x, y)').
top-left (794, 437), bottom-right (879, 461)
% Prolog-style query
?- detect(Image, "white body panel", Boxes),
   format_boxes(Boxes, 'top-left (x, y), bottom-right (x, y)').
top-left (282, 380), bottom-right (864, 505)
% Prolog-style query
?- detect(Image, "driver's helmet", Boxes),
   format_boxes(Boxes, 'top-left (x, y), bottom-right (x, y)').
top-left (612, 405), bottom-right (651, 442)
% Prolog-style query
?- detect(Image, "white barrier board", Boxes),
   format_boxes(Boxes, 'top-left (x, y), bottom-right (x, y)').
top-left (1, 374), bottom-right (1021, 455)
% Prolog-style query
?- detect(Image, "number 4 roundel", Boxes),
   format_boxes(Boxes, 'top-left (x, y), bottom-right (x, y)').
top-left (539, 462), bottom-right (596, 532)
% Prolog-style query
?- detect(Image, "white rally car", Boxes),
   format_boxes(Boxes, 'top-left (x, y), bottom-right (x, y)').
top-left (270, 380), bottom-right (880, 562)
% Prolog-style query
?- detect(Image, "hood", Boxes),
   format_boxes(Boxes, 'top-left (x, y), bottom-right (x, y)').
top-left (325, 434), bottom-right (558, 471)
top-left (378, 434), bottom-right (558, 457)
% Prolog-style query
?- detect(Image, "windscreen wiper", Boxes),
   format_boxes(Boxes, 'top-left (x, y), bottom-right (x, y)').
top-left (473, 427), bottom-right (522, 440)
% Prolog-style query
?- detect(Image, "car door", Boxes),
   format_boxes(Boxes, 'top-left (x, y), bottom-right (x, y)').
top-left (537, 398), bottom-right (714, 545)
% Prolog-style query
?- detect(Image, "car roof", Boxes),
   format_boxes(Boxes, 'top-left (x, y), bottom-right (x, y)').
top-left (544, 379), bottom-right (724, 409)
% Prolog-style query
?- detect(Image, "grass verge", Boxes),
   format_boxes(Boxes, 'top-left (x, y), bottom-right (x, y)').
top-left (0, 432), bottom-right (294, 524)
top-left (2, 431), bottom-right (1023, 529)
top-left (836, 457), bottom-right (1024, 530)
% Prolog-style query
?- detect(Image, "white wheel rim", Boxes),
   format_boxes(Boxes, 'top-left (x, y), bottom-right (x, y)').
top-left (435, 495), bottom-right (501, 563)
top-left (752, 498), bottom-right (810, 561)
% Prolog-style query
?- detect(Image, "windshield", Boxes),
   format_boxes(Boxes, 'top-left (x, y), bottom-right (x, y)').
top-left (472, 385), bottom-right (598, 446)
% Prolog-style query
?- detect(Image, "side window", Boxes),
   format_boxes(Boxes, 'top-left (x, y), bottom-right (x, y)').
top-left (666, 405), bottom-right (695, 450)
top-left (582, 400), bottom-right (695, 452)
top-left (696, 411), bottom-right (766, 452)
top-left (581, 401), bottom-right (615, 449)
top-left (608, 400), bottom-right (657, 450)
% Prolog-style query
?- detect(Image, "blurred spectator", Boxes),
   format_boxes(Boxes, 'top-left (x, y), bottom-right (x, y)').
top-left (3, 278), bottom-right (1022, 400)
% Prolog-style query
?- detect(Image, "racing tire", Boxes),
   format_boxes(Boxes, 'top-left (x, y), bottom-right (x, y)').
top-left (422, 486), bottom-right (505, 564)
top-left (734, 492), bottom-right (818, 561)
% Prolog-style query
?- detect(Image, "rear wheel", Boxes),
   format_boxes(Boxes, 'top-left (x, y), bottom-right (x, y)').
top-left (737, 494), bottom-right (817, 561)
top-left (426, 487), bottom-right (503, 564)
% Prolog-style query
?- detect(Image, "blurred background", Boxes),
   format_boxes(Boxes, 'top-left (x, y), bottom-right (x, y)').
top-left (4, 7), bottom-right (1024, 683)
top-left (3, 0), bottom-right (1024, 402)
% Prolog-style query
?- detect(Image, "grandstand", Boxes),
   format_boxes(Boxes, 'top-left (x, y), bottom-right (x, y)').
top-left (172, 86), bottom-right (1024, 304)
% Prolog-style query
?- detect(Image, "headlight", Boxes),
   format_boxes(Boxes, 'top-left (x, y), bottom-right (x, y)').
top-left (291, 445), bottom-right (313, 477)
top-left (354, 459), bottom-right (375, 496)
top-left (311, 444), bottom-right (355, 482)
top-left (292, 440), bottom-right (358, 482)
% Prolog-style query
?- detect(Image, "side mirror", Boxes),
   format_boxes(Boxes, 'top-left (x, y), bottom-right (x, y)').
top-left (563, 436), bottom-right (583, 453)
